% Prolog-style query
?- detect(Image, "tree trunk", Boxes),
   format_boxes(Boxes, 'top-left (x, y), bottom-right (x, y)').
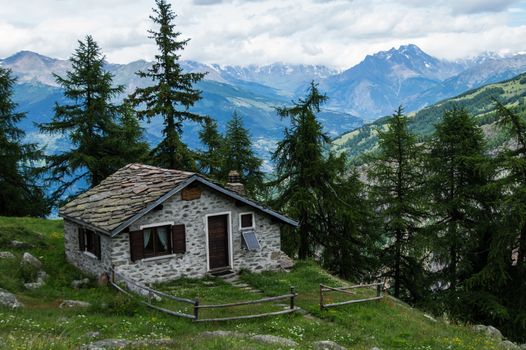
top-left (449, 221), bottom-right (458, 292)
top-left (394, 228), bottom-right (402, 298)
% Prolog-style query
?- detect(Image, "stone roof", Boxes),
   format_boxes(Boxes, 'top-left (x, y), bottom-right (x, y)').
top-left (59, 164), bottom-right (195, 232)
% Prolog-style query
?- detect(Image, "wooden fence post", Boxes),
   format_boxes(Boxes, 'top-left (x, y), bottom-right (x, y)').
top-left (290, 286), bottom-right (295, 310)
top-left (376, 283), bottom-right (382, 298)
top-left (320, 284), bottom-right (324, 310)
top-left (194, 298), bottom-right (200, 320)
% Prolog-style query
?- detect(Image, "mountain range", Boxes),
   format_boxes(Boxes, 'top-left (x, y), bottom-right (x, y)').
top-left (1, 44), bottom-right (526, 162)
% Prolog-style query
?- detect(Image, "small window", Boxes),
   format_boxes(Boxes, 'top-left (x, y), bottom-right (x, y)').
top-left (240, 213), bottom-right (254, 230)
top-left (242, 230), bottom-right (261, 251)
top-left (143, 226), bottom-right (171, 258)
top-left (78, 228), bottom-right (101, 259)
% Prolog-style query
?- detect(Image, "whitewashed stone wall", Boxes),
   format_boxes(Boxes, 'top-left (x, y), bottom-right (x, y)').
top-left (112, 186), bottom-right (284, 283)
top-left (63, 219), bottom-right (112, 277)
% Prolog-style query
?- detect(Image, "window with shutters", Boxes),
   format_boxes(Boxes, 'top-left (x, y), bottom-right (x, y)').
top-left (239, 212), bottom-right (255, 230)
top-left (78, 227), bottom-right (101, 259)
top-left (143, 226), bottom-right (171, 258)
top-left (129, 224), bottom-right (187, 262)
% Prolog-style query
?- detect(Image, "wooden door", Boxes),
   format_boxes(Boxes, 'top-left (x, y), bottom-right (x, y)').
top-left (208, 214), bottom-right (229, 269)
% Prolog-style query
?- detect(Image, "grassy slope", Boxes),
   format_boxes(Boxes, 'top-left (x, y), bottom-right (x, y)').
top-left (332, 73), bottom-right (526, 159)
top-left (0, 217), bottom-right (507, 350)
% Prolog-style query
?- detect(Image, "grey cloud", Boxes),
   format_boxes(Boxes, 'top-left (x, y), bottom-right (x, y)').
top-left (193, 0), bottom-right (224, 5)
top-left (451, 0), bottom-right (520, 14)
top-left (398, 0), bottom-right (520, 14)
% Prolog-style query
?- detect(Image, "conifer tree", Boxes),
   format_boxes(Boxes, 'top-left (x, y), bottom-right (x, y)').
top-left (0, 67), bottom-right (49, 216)
top-left (39, 36), bottom-right (144, 199)
top-left (318, 156), bottom-right (381, 280)
top-left (468, 102), bottom-right (526, 341)
top-left (272, 82), bottom-right (379, 278)
top-left (222, 112), bottom-right (263, 196)
top-left (272, 82), bottom-right (333, 259)
top-left (105, 102), bottom-right (150, 166)
top-left (198, 118), bottom-right (224, 178)
top-left (367, 107), bottom-right (426, 300)
top-left (426, 108), bottom-right (486, 296)
top-left (129, 0), bottom-right (205, 170)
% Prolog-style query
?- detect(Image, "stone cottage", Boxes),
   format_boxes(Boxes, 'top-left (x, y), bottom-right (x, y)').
top-left (59, 164), bottom-right (297, 283)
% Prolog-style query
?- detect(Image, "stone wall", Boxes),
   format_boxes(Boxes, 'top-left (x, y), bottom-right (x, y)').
top-left (112, 185), bottom-right (284, 283)
top-left (63, 219), bottom-right (112, 277)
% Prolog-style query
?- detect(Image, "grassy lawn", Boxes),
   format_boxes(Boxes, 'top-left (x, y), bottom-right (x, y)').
top-left (0, 216), bottom-right (508, 349)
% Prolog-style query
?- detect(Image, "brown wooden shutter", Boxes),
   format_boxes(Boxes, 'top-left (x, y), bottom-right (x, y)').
top-left (171, 224), bottom-right (186, 254)
top-left (93, 234), bottom-right (101, 259)
top-left (78, 227), bottom-right (85, 251)
top-left (129, 230), bottom-right (144, 262)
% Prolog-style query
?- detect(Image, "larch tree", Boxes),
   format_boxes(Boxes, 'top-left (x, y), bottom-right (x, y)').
top-left (467, 101), bottom-right (526, 342)
top-left (198, 118), bottom-right (224, 178)
top-left (129, 0), bottom-right (205, 170)
top-left (39, 36), bottom-right (145, 200)
top-left (367, 107), bottom-right (427, 300)
top-left (271, 82), bottom-right (334, 259)
top-left (222, 112), bottom-right (263, 196)
top-left (426, 108), bottom-right (487, 297)
top-left (0, 67), bottom-right (49, 216)
top-left (272, 82), bottom-right (379, 278)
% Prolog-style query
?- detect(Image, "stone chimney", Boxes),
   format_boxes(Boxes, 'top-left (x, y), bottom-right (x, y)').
top-left (226, 170), bottom-right (245, 195)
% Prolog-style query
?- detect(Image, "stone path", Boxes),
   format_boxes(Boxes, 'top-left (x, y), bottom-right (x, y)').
top-left (220, 272), bottom-right (265, 295)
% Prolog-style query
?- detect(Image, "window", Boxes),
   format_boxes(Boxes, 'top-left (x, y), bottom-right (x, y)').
top-left (240, 213), bottom-right (255, 230)
top-left (78, 227), bottom-right (101, 259)
top-left (143, 226), bottom-right (171, 258)
top-left (129, 224), bottom-right (187, 262)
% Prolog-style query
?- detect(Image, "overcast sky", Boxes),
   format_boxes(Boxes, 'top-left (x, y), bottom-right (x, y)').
top-left (1, 0), bottom-right (526, 68)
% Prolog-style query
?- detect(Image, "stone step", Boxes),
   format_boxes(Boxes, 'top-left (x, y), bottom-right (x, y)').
top-left (232, 283), bottom-right (249, 288)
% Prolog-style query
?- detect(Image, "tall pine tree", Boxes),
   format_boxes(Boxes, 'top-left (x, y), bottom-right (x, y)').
top-left (222, 112), bottom-right (263, 196)
top-left (426, 108), bottom-right (486, 298)
top-left (367, 107), bottom-right (427, 300)
top-left (318, 156), bottom-right (381, 280)
top-left (272, 82), bottom-right (334, 259)
top-left (198, 118), bottom-right (224, 178)
top-left (0, 67), bottom-right (49, 216)
top-left (272, 82), bottom-right (379, 279)
top-left (129, 0), bottom-right (205, 170)
top-left (468, 101), bottom-right (526, 342)
top-left (39, 36), bottom-right (145, 199)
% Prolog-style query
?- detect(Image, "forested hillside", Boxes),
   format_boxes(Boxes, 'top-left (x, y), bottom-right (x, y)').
top-left (333, 72), bottom-right (526, 159)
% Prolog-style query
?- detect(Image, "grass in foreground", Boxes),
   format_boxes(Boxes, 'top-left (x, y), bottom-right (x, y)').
top-left (0, 216), bottom-right (507, 349)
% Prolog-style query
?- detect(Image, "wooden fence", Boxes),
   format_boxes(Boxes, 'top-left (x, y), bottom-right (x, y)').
top-left (319, 282), bottom-right (384, 309)
top-left (109, 269), bottom-right (298, 322)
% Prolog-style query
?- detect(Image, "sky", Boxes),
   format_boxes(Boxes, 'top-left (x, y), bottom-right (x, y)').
top-left (1, 0), bottom-right (526, 69)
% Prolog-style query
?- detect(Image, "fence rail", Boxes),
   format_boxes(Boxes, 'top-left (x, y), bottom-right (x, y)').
top-left (109, 268), bottom-right (298, 322)
top-left (320, 282), bottom-right (384, 309)
top-left (195, 287), bottom-right (298, 322)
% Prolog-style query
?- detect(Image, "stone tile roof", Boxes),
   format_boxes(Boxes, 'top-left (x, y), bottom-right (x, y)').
top-left (59, 164), bottom-right (195, 232)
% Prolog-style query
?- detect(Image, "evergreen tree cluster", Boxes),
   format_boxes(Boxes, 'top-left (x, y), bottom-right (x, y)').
top-left (198, 112), bottom-right (263, 196)
top-left (271, 85), bottom-right (525, 341)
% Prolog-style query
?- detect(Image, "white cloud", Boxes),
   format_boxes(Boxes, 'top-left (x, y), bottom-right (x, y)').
top-left (0, 0), bottom-right (525, 68)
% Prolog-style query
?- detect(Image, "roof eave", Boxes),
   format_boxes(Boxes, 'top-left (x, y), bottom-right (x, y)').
top-left (109, 174), bottom-right (299, 236)
top-left (110, 175), bottom-right (199, 236)
top-left (60, 214), bottom-right (112, 236)
top-left (194, 176), bottom-right (299, 227)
